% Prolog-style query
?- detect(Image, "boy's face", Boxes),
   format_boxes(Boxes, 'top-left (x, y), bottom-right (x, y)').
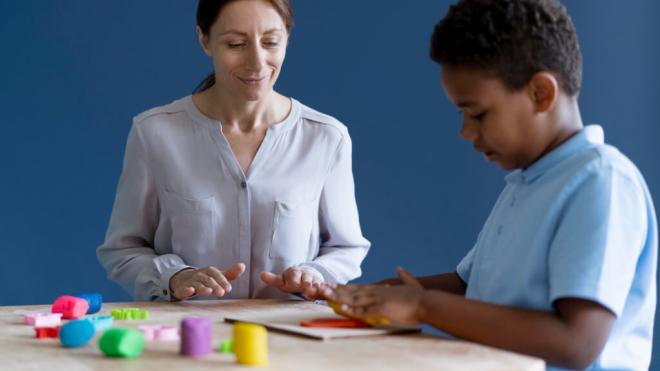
top-left (441, 66), bottom-right (553, 170)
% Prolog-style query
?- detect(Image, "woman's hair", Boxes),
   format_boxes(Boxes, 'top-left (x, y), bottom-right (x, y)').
top-left (193, 0), bottom-right (294, 93)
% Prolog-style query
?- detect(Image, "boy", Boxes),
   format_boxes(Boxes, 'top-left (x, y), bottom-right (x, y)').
top-left (319, 0), bottom-right (658, 369)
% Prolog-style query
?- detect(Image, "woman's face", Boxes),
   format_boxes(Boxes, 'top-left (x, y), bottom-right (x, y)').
top-left (198, 0), bottom-right (288, 101)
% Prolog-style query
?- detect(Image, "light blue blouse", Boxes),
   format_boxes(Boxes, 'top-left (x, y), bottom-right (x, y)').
top-left (97, 96), bottom-right (370, 301)
top-left (457, 125), bottom-right (657, 371)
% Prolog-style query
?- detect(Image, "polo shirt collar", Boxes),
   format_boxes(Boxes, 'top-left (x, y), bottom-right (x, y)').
top-left (505, 125), bottom-right (604, 184)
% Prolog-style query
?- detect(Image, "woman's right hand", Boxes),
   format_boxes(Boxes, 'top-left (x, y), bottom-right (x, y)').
top-left (169, 263), bottom-right (246, 300)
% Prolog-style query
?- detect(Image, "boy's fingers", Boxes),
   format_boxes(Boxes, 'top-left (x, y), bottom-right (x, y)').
top-left (348, 293), bottom-right (380, 307)
top-left (333, 288), bottom-right (374, 305)
top-left (396, 266), bottom-right (423, 288)
top-left (260, 271), bottom-right (284, 288)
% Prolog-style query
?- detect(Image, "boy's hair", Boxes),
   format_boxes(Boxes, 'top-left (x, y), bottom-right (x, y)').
top-left (430, 0), bottom-right (582, 96)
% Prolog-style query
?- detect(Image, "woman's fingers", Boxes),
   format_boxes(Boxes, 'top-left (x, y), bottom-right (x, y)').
top-left (300, 271), bottom-right (314, 288)
top-left (169, 264), bottom-right (247, 300)
top-left (261, 267), bottom-right (325, 296)
top-left (201, 267), bottom-right (231, 294)
top-left (223, 263), bottom-right (246, 281)
top-left (284, 268), bottom-right (303, 289)
top-left (260, 271), bottom-right (285, 288)
top-left (173, 286), bottom-right (195, 300)
top-left (191, 281), bottom-right (213, 296)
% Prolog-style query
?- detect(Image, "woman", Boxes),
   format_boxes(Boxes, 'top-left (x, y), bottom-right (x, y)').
top-left (97, 0), bottom-right (370, 301)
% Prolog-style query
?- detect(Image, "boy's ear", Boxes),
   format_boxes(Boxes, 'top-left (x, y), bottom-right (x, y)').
top-left (528, 72), bottom-right (558, 113)
top-left (196, 26), bottom-right (212, 57)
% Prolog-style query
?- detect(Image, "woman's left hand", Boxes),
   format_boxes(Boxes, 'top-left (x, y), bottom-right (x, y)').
top-left (260, 266), bottom-right (325, 299)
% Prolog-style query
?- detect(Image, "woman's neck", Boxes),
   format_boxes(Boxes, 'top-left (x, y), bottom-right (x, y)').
top-left (193, 86), bottom-right (291, 133)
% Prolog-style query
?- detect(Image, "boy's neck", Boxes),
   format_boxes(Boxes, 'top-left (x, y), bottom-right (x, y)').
top-left (541, 95), bottom-right (584, 159)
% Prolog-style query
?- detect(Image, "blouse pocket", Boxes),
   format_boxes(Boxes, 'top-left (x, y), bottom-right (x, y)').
top-left (270, 199), bottom-right (317, 263)
top-left (162, 190), bottom-right (215, 259)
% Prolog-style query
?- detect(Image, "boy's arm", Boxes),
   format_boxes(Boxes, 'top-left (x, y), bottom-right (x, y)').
top-left (418, 290), bottom-right (615, 369)
top-left (329, 284), bottom-right (614, 370)
top-left (376, 272), bottom-right (467, 295)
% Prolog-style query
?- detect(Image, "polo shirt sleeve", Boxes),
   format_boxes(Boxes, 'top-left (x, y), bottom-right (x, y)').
top-left (548, 165), bottom-right (648, 316)
top-left (456, 245), bottom-right (477, 283)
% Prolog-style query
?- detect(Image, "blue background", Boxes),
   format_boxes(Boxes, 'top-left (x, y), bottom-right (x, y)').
top-left (1, 0), bottom-right (659, 367)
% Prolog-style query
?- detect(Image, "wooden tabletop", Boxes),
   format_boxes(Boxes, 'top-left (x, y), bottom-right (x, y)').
top-left (0, 300), bottom-right (545, 371)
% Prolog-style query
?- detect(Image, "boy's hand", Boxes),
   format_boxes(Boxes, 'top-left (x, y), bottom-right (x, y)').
top-left (169, 263), bottom-right (246, 300)
top-left (260, 266), bottom-right (325, 299)
top-left (324, 267), bottom-right (425, 324)
top-left (373, 277), bottom-right (402, 286)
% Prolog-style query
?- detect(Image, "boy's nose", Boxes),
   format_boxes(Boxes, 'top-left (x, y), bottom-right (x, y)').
top-left (460, 120), bottom-right (479, 141)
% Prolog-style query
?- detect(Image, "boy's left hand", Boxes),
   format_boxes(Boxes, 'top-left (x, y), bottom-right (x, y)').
top-left (323, 267), bottom-right (426, 325)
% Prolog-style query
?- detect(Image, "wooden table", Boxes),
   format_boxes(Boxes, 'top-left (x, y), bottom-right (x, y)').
top-left (0, 300), bottom-right (545, 370)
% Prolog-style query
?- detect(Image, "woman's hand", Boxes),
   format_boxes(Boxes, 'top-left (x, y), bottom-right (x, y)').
top-left (322, 267), bottom-right (425, 324)
top-left (260, 266), bottom-right (325, 299)
top-left (169, 263), bottom-right (246, 300)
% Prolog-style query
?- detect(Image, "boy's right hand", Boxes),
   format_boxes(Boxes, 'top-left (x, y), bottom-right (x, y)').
top-left (169, 263), bottom-right (246, 300)
top-left (373, 277), bottom-right (403, 286)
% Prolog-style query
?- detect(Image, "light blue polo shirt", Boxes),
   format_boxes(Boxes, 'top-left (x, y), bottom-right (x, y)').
top-left (457, 125), bottom-right (657, 371)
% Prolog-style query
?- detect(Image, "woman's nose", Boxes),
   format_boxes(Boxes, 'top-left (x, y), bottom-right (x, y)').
top-left (246, 44), bottom-right (266, 72)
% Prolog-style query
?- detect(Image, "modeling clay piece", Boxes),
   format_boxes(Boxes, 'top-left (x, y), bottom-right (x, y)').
top-left (74, 293), bottom-right (103, 314)
top-left (35, 326), bottom-right (60, 339)
top-left (110, 308), bottom-right (149, 320)
top-left (60, 319), bottom-right (95, 347)
top-left (218, 339), bottom-right (233, 353)
top-left (233, 322), bottom-right (268, 366)
top-left (87, 315), bottom-right (114, 331)
top-left (138, 325), bottom-right (179, 341)
top-left (51, 296), bottom-right (89, 320)
top-left (24, 313), bottom-right (62, 327)
top-left (300, 318), bottom-right (370, 328)
top-left (181, 317), bottom-right (212, 356)
top-left (98, 328), bottom-right (145, 358)
top-left (328, 300), bottom-right (391, 326)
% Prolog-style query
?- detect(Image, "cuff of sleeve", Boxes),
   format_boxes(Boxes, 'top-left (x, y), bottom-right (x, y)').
top-left (159, 266), bottom-right (195, 301)
top-left (153, 253), bottom-right (195, 301)
top-left (550, 282), bottom-right (624, 317)
top-left (297, 262), bottom-right (339, 284)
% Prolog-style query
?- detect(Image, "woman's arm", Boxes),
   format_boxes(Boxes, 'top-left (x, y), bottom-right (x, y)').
top-left (298, 128), bottom-right (371, 283)
top-left (97, 121), bottom-right (193, 301)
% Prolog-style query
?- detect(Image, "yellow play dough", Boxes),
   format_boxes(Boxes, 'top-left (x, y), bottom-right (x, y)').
top-left (327, 301), bottom-right (391, 326)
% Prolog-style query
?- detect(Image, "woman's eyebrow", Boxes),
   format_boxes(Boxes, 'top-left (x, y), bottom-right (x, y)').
top-left (218, 28), bottom-right (283, 37)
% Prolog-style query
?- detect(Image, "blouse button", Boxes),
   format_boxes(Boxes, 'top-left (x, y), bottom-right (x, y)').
top-left (240, 181), bottom-right (247, 189)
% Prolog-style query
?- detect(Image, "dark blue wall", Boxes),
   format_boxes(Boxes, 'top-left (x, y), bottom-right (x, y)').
top-left (2, 0), bottom-right (659, 367)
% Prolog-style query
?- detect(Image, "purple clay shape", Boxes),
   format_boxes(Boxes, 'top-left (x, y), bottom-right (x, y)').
top-left (180, 316), bottom-right (213, 356)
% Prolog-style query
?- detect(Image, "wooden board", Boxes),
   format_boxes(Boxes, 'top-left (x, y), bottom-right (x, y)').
top-left (225, 304), bottom-right (420, 340)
